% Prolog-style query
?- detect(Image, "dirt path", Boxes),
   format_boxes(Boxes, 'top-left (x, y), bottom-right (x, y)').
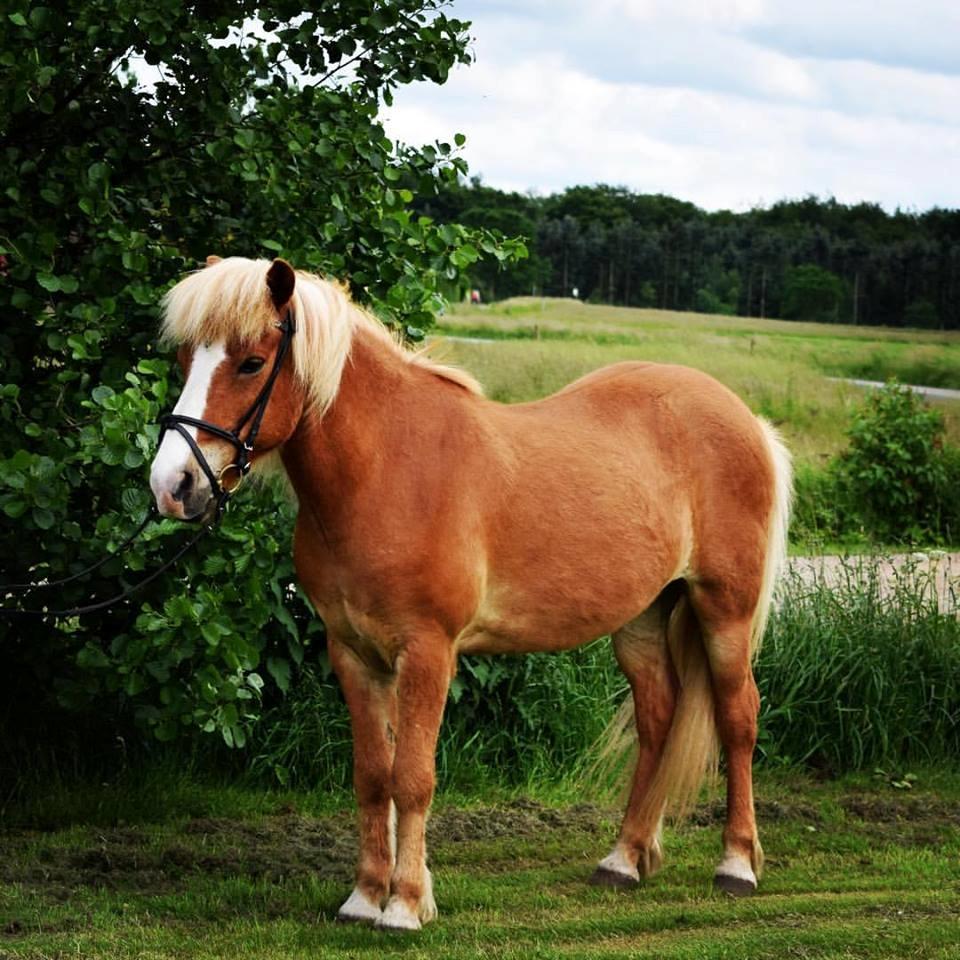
top-left (786, 552), bottom-right (960, 613)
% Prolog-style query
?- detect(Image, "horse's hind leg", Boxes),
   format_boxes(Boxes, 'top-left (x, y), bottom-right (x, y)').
top-left (591, 595), bottom-right (679, 887)
top-left (689, 582), bottom-right (764, 896)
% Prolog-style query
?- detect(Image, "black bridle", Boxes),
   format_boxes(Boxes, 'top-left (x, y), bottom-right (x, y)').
top-left (1, 307), bottom-right (297, 618)
top-left (158, 307), bottom-right (297, 518)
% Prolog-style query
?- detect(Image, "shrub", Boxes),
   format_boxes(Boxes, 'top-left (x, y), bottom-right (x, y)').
top-left (789, 461), bottom-right (850, 545)
top-left (837, 382), bottom-right (950, 541)
top-left (904, 298), bottom-right (940, 329)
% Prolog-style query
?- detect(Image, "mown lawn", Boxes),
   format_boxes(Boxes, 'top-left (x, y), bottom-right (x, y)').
top-left (436, 298), bottom-right (960, 465)
top-left (3, 770), bottom-right (959, 959)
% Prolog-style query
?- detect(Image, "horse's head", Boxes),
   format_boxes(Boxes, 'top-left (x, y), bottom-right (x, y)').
top-left (150, 257), bottom-right (305, 520)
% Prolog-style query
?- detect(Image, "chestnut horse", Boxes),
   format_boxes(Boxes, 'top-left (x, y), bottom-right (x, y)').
top-left (149, 256), bottom-right (792, 930)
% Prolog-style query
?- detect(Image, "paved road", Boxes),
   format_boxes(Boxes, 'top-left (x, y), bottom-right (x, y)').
top-left (829, 377), bottom-right (960, 400)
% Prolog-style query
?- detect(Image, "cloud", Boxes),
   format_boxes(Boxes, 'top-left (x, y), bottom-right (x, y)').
top-left (383, 0), bottom-right (960, 211)
top-left (745, 1), bottom-right (960, 76)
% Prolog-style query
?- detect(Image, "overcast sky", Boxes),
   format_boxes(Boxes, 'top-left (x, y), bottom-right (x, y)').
top-left (382, 0), bottom-right (960, 212)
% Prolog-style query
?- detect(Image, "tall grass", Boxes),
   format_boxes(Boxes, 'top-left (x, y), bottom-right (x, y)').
top-left (756, 558), bottom-right (960, 771)
top-left (251, 642), bottom-right (626, 793)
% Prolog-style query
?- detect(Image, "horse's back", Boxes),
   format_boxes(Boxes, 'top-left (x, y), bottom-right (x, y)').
top-left (499, 360), bottom-right (764, 467)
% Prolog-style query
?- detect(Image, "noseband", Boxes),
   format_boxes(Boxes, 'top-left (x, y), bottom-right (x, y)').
top-left (158, 307), bottom-right (296, 517)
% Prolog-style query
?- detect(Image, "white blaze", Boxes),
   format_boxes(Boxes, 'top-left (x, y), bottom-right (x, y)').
top-left (149, 342), bottom-right (227, 500)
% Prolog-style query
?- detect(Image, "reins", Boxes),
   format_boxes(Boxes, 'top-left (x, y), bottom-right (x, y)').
top-left (0, 307), bottom-right (297, 619)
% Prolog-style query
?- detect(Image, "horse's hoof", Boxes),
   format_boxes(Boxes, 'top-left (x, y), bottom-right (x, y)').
top-left (337, 887), bottom-right (383, 924)
top-left (713, 872), bottom-right (758, 897)
top-left (589, 866), bottom-right (640, 889)
top-left (375, 897), bottom-right (422, 932)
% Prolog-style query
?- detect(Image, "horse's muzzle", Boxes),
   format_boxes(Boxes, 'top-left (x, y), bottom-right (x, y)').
top-left (153, 466), bottom-right (214, 521)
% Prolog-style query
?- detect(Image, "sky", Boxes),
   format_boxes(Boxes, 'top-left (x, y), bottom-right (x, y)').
top-left (382, 0), bottom-right (960, 212)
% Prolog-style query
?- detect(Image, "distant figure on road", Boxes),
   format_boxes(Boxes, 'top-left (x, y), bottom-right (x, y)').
top-left (470, 289), bottom-right (481, 305)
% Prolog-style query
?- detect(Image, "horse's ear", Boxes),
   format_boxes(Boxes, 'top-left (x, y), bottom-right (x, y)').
top-left (205, 255), bottom-right (222, 267)
top-left (266, 258), bottom-right (296, 309)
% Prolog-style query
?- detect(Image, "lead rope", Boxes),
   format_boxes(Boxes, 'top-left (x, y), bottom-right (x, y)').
top-left (1, 517), bottom-right (217, 618)
top-left (1, 507), bottom-right (156, 592)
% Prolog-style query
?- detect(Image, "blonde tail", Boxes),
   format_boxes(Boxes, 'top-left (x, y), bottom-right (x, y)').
top-left (586, 598), bottom-right (718, 821)
top-left (751, 418), bottom-right (793, 658)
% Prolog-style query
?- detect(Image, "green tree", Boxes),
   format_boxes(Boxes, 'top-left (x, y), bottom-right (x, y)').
top-left (904, 299), bottom-right (940, 329)
top-left (782, 263), bottom-right (845, 322)
top-left (0, 0), bottom-right (523, 746)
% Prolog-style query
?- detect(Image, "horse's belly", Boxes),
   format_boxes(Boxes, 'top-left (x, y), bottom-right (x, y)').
top-left (456, 557), bottom-right (674, 655)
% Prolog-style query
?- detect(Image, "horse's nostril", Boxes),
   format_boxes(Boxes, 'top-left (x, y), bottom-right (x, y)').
top-left (171, 471), bottom-right (194, 503)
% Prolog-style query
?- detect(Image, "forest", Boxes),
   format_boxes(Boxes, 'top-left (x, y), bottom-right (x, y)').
top-left (422, 180), bottom-right (960, 329)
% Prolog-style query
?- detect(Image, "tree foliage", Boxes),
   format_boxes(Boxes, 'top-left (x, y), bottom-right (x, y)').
top-left (782, 264), bottom-right (844, 323)
top-left (0, 0), bottom-right (523, 746)
top-left (428, 181), bottom-right (960, 328)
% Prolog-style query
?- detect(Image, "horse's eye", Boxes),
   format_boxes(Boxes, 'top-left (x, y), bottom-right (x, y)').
top-left (238, 357), bottom-right (265, 375)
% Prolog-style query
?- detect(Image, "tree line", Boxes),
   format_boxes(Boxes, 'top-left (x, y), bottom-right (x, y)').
top-left (421, 181), bottom-right (960, 328)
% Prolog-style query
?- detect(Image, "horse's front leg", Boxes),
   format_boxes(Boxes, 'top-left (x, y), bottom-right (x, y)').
top-left (329, 637), bottom-right (398, 924)
top-left (377, 635), bottom-right (454, 931)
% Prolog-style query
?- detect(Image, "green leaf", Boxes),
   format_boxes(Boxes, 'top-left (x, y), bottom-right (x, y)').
top-left (32, 506), bottom-right (55, 529)
top-left (3, 499), bottom-right (27, 519)
top-left (233, 129), bottom-right (255, 149)
top-left (267, 656), bottom-right (291, 693)
top-left (91, 385), bottom-right (115, 404)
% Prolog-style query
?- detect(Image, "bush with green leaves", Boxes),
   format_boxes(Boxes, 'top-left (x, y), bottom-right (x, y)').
top-left (0, 0), bottom-right (524, 748)
top-left (838, 382), bottom-right (956, 542)
top-left (782, 263), bottom-right (844, 323)
top-left (791, 382), bottom-right (960, 546)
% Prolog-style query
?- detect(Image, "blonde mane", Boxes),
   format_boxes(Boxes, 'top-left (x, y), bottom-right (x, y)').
top-left (161, 257), bottom-right (482, 412)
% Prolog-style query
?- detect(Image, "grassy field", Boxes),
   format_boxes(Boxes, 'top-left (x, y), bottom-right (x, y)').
top-left (436, 298), bottom-right (960, 464)
top-left (4, 304), bottom-right (959, 959)
top-left (2, 770), bottom-right (959, 959)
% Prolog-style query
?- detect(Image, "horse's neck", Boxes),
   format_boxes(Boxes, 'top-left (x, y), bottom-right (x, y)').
top-left (280, 327), bottom-right (463, 527)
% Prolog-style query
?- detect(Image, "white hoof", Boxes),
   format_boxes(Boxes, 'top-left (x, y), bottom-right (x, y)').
top-left (376, 897), bottom-right (421, 931)
top-left (714, 853), bottom-right (758, 897)
top-left (337, 887), bottom-right (382, 924)
top-left (590, 846), bottom-right (640, 888)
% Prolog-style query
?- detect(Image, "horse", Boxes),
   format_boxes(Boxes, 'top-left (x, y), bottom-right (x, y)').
top-left (149, 256), bottom-right (792, 930)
